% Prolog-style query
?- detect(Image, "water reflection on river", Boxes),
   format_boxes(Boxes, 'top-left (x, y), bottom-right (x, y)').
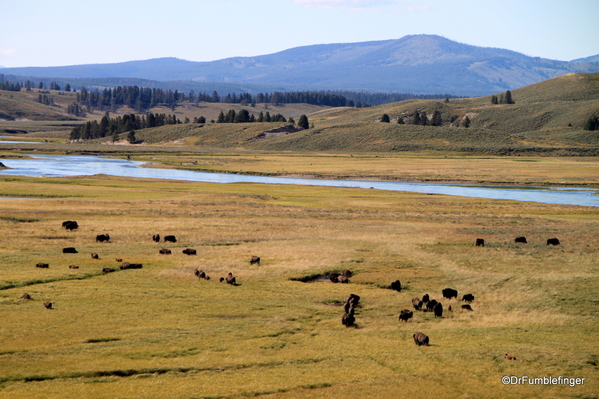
top-left (0, 154), bottom-right (597, 207)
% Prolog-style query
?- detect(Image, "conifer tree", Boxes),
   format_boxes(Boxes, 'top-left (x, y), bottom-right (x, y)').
top-left (381, 113), bottom-right (390, 123)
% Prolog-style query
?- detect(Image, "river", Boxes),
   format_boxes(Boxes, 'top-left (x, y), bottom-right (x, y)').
top-left (0, 154), bottom-right (597, 207)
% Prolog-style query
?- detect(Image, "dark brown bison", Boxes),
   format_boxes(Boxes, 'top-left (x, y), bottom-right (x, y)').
top-left (120, 263), bottom-right (143, 270)
top-left (461, 304), bottom-right (473, 311)
top-left (164, 235), bottom-right (177, 243)
top-left (442, 288), bottom-right (458, 300)
top-left (182, 248), bottom-right (197, 255)
top-left (194, 269), bottom-right (206, 279)
top-left (115, 258), bottom-right (123, 262)
top-left (96, 234), bottom-right (110, 243)
top-left (505, 353), bottom-right (517, 360)
top-left (328, 272), bottom-right (341, 283)
top-left (102, 267), bottom-right (115, 273)
top-left (433, 302), bottom-right (443, 318)
top-left (340, 269), bottom-right (352, 278)
top-left (422, 294), bottom-right (430, 303)
top-left (476, 238), bottom-right (485, 247)
top-left (515, 236), bottom-right (527, 243)
top-left (225, 272), bottom-right (236, 285)
top-left (21, 293), bottom-right (32, 300)
top-left (36, 262), bottom-right (49, 268)
top-left (62, 221), bottom-right (78, 230)
top-left (547, 238), bottom-right (560, 246)
top-left (413, 332), bottom-right (429, 346)
top-left (399, 309), bottom-right (413, 322)
top-left (462, 294), bottom-right (475, 303)
top-left (159, 248), bottom-right (172, 255)
top-left (250, 256), bottom-right (260, 265)
top-left (341, 313), bottom-right (355, 327)
top-left (152, 234), bottom-right (160, 242)
top-left (412, 298), bottom-right (423, 311)
top-left (91, 253), bottom-right (99, 259)
top-left (62, 247), bottom-right (78, 254)
top-left (426, 299), bottom-right (438, 312)
top-left (44, 301), bottom-right (53, 309)
top-left (346, 294), bottom-right (360, 307)
top-left (69, 265), bottom-right (79, 269)
top-left (337, 276), bottom-right (350, 284)
top-left (390, 280), bottom-right (402, 292)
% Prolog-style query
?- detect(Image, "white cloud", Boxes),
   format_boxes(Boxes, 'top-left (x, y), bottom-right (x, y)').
top-left (0, 48), bottom-right (17, 57)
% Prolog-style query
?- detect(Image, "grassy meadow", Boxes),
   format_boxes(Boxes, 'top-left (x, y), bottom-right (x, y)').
top-left (0, 162), bottom-right (598, 398)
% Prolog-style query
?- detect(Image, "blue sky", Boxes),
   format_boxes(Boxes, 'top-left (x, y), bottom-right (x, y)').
top-left (1, 0), bottom-right (597, 68)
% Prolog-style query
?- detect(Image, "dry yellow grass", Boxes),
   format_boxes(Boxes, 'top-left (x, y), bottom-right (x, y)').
top-left (0, 171), bottom-right (597, 399)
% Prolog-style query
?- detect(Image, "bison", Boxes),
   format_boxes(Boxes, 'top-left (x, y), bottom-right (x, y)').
top-left (442, 288), bottom-right (458, 300)
top-left (461, 304), bottom-right (473, 311)
top-left (390, 280), bottom-right (402, 292)
top-left (159, 248), bottom-right (172, 255)
top-left (44, 301), bottom-right (53, 309)
top-left (547, 238), bottom-right (560, 246)
top-left (152, 234), bottom-right (160, 242)
top-left (182, 248), bottom-right (197, 255)
top-left (120, 263), bottom-right (143, 270)
top-left (21, 293), bottom-right (32, 300)
top-left (96, 234), bottom-right (110, 243)
top-left (62, 247), bottom-right (78, 254)
top-left (399, 309), bottom-right (413, 322)
top-left (505, 353), bottom-right (517, 360)
top-left (91, 253), bottom-right (99, 259)
top-left (515, 236), bottom-right (527, 244)
top-left (250, 256), bottom-right (261, 265)
top-left (337, 276), bottom-right (350, 284)
top-left (462, 294), bottom-right (475, 303)
top-left (69, 265), bottom-right (79, 269)
top-left (328, 273), bottom-right (341, 283)
top-left (412, 298), bottom-right (423, 311)
top-left (225, 272), bottom-right (236, 285)
top-left (476, 238), bottom-right (485, 247)
top-left (340, 269), bottom-right (352, 278)
top-left (194, 269), bottom-right (207, 279)
top-left (422, 294), bottom-right (430, 303)
top-left (164, 235), bottom-right (177, 243)
top-left (426, 300), bottom-right (438, 312)
top-left (413, 332), bottom-right (429, 346)
top-left (341, 313), bottom-right (355, 327)
top-left (102, 267), bottom-right (115, 273)
top-left (62, 220), bottom-right (78, 230)
top-left (433, 302), bottom-right (443, 318)
top-left (36, 263), bottom-right (49, 268)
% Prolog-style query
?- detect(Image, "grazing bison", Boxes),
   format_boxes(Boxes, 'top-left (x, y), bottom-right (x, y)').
top-left (194, 269), bottom-right (207, 279)
top-left (96, 234), bottom-right (110, 243)
top-left (250, 256), bottom-right (261, 265)
top-left (21, 293), bottom-right (32, 300)
top-left (182, 248), bottom-right (197, 255)
top-left (422, 294), bottom-right (430, 303)
top-left (476, 238), bottom-right (485, 247)
top-left (225, 272), bottom-right (236, 285)
top-left (341, 313), bottom-right (355, 327)
top-left (547, 238), bottom-right (560, 246)
top-left (102, 267), bottom-right (115, 273)
top-left (390, 280), bottom-right (402, 292)
top-left (515, 236), bottom-right (527, 243)
top-left (442, 288), bottom-right (458, 300)
top-left (461, 304), bottom-right (473, 311)
top-left (426, 300), bottom-right (438, 312)
top-left (44, 301), bottom-right (53, 309)
top-left (115, 258), bottom-right (122, 262)
top-left (462, 294), bottom-right (475, 303)
top-left (159, 248), bottom-right (172, 255)
top-left (505, 353), bottom-right (517, 360)
top-left (433, 302), bottom-right (443, 318)
top-left (120, 263), bottom-right (143, 270)
top-left (413, 332), bottom-right (429, 346)
top-left (399, 309), bottom-right (413, 322)
top-left (62, 221), bottom-right (78, 230)
top-left (152, 234), bottom-right (160, 242)
top-left (69, 265), bottom-right (79, 269)
top-left (62, 247), bottom-right (78, 254)
top-left (164, 235), bottom-right (177, 243)
top-left (412, 298), bottom-right (423, 311)
top-left (328, 273), bottom-right (341, 283)
top-left (36, 263), bottom-right (49, 268)
top-left (91, 253), bottom-right (99, 259)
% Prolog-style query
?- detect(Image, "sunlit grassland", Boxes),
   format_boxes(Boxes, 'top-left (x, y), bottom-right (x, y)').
top-left (0, 174), bottom-right (597, 399)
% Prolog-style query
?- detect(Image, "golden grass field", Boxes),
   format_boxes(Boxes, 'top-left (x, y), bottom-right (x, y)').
top-left (0, 153), bottom-right (598, 399)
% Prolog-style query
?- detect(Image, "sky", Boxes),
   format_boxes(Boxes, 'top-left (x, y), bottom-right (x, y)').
top-left (1, 0), bottom-right (598, 68)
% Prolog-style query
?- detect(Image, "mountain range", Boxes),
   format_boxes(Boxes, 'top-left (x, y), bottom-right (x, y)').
top-left (2, 35), bottom-right (599, 96)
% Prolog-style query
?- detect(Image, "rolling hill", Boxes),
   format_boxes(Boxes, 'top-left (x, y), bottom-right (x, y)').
top-left (2, 35), bottom-right (599, 96)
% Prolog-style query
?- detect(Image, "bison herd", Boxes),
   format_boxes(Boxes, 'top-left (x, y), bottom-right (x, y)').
top-left (475, 236), bottom-right (561, 247)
